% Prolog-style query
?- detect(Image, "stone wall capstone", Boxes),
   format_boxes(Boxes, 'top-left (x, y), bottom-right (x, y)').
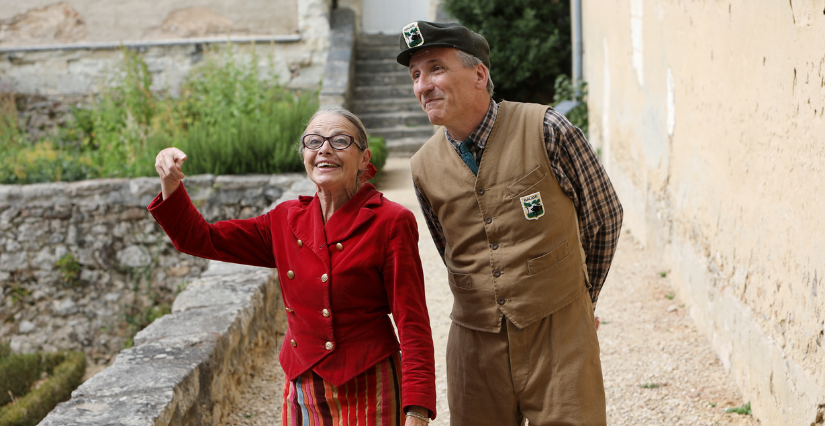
top-left (0, 173), bottom-right (315, 363)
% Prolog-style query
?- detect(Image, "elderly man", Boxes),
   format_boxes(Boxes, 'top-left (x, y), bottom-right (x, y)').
top-left (397, 21), bottom-right (623, 425)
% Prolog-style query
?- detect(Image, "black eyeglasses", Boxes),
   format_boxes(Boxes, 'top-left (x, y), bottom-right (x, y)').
top-left (302, 134), bottom-right (359, 150)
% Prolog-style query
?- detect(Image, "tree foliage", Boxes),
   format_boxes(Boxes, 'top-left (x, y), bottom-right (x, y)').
top-left (443, 0), bottom-right (571, 103)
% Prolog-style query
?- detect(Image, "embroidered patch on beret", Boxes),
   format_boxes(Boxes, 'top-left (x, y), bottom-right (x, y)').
top-left (403, 22), bottom-right (424, 48)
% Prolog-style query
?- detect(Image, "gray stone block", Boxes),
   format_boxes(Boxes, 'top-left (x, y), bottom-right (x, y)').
top-left (0, 252), bottom-right (28, 271)
top-left (116, 246), bottom-right (151, 268)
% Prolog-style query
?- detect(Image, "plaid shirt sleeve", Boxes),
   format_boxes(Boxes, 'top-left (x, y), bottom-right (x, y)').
top-left (544, 108), bottom-right (623, 311)
top-left (414, 181), bottom-right (448, 264)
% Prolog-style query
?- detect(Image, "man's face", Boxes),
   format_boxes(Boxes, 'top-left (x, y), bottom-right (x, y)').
top-left (408, 47), bottom-right (481, 128)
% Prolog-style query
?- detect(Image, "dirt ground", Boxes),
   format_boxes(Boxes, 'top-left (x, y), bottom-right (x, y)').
top-left (221, 157), bottom-right (760, 426)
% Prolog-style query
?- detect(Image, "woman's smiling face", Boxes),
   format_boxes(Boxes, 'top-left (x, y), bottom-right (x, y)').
top-left (302, 113), bottom-right (371, 194)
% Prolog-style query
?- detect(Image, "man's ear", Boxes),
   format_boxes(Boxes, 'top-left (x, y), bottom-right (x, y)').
top-left (474, 64), bottom-right (489, 91)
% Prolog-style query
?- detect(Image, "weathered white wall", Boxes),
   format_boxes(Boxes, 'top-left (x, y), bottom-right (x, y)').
top-left (0, 0), bottom-right (332, 95)
top-left (583, 1), bottom-right (825, 424)
top-left (339, 0), bottom-right (439, 35)
top-left (0, 0), bottom-right (298, 46)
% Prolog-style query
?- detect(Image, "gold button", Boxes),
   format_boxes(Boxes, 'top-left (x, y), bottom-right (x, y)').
top-left (336, 243), bottom-right (343, 251)
top-left (322, 309), bottom-right (330, 318)
top-left (291, 339), bottom-right (297, 347)
top-left (321, 274), bottom-right (328, 282)
top-left (287, 270), bottom-right (295, 279)
top-left (297, 240), bottom-right (303, 248)
top-left (325, 341), bottom-right (334, 351)
top-left (286, 307), bottom-right (293, 313)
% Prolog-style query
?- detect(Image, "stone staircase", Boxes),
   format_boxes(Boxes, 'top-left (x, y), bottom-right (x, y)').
top-left (352, 34), bottom-right (434, 155)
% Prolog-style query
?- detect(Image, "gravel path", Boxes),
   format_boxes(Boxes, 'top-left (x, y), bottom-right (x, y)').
top-left (222, 157), bottom-right (759, 426)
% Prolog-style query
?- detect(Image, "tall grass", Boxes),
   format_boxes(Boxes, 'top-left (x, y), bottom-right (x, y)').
top-left (0, 44), bottom-right (389, 184)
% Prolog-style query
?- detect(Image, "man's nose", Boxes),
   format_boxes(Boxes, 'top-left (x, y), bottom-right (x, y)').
top-left (414, 74), bottom-right (433, 96)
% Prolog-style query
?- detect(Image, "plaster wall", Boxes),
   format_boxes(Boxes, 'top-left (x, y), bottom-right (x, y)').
top-left (0, 0), bottom-right (331, 96)
top-left (0, 0), bottom-right (299, 45)
top-left (582, 1), bottom-right (825, 424)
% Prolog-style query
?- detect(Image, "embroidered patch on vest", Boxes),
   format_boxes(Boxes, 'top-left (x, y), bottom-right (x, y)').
top-left (520, 192), bottom-right (545, 220)
top-left (402, 22), bottom-right (424, 48)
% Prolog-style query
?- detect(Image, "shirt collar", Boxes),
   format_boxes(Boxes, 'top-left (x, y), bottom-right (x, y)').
top-left (444, 99), bottom-right (499, 150)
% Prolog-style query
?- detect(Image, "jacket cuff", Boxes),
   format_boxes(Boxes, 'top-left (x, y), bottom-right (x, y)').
top-left (403, 392), bottom-right (437, 420)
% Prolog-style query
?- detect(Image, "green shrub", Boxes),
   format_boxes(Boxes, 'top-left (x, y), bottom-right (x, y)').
top-left (3, 44), bottom-right (334, 184)
top-left (0, 353), bottom-right (41, 406)
top-left (552, 74), bottom-right (588, 138)
top-left (0, 351), bottom-right (86, 426)
top-left (0, 342), bottom-right (11, 360)
top-left (367, 135), bottom-right (387, 172)
top-left (443, 0), bottom-right (571, 103)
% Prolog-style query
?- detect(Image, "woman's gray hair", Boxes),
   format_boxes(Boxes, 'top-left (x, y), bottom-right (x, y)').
top-left (298, 108), bottom-right (369, 155)
top-left (455, 49), bottom-right (495, 97)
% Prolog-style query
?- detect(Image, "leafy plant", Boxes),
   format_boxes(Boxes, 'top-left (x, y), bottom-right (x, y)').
top-left (55, 252), bottom-right (81, 287)
top-left (639, 383), bottom-right (661, 389)
top-left (0, 351), bottom-right (86, 426)
top-left (726, 402), bottom-right (751, 415)
top-left (552, 74), bottom-right (588, 138)
top-left (665, 292), bottom-right (675, 300)
top-left (443, 0), bottom-right (571, 103)
top-left (3, 43), bottom-right (361, 184)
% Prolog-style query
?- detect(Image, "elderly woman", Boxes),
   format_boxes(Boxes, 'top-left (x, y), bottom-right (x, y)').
top-left (148, 108), bottom-right (436, 425)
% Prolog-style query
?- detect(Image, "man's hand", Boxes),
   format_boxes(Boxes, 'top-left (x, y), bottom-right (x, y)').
top-left (155, 148), bottom-right (187, 200)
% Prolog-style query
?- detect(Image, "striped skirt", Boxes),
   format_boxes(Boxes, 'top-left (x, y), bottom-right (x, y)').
top-left (282, 353), bottom-right (406, 426)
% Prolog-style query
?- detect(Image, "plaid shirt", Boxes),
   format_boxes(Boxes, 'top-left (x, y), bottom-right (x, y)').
top-left (414, 100), bottom-right (623, 311)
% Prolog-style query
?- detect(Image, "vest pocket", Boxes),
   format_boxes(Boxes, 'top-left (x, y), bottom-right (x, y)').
top-left (448, 270), bottom-right (474, 290)
top-left (527, 241), bottom-right (570, 276)
top-left (507, 166), bottom-right (546, 198)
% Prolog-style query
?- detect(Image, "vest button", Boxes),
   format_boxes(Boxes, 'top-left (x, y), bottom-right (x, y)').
top-left (484, 217), bottom-right (492, 224)
top-left (297, 239), bottom-right (303, 248)
top-left (477, 188), bottom-right (485, 195)
top-left (291, 339), bottom-right (297, 347)
top-left (322, 309), bottom-right (330, 318)
top-left (325, 341), bottom-right (334, 351)
top-left (285, 307), bottom-right (293, 313)
top-left (497, 298), bottom-right (506, 305)
top-left (490, 243), bottom-right (499, 250)
top-left (321, 273), bottom-right (329, 282)
top-left (287, 270), bottom-right (295, 279)
top-left (336, 243), bottom-right (343, 251)
top-left (493, 270), bottom-right (501, 277)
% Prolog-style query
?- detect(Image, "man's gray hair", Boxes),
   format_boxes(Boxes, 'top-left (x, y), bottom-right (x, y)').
top-left (455, 49), bottom-right (495, 97)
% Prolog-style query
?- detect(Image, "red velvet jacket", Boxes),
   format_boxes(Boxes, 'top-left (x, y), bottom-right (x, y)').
top-left (148, 182), bottom-right (436, 417)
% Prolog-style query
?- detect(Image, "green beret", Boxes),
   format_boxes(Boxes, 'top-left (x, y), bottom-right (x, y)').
top-left (396, 21), bottom-right (491, 69)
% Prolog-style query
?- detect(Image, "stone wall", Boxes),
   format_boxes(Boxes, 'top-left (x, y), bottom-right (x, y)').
top-left (0, 173), bottom-right (315, 364)
top-left (582, 1), bottom-right (825, 424)
top-left (40, 261), bottom-right (286, 426)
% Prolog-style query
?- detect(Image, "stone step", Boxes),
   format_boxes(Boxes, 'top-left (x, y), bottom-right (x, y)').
top-left (354, 84), bottom-right (415, 100)
top-left (352, 98), bottom-right (422, 113)
top-left (357, 34), bottom-right (400, 47)
top-left (358, 111), bottom-right (430, 128)
top-left (355, 46), bottom-right (400, 60)
top-left (356, 59), bottom-right (407, 74)
top-left (367, 125), bottom-right (435, 141)
top-left (385, 137), bottom-right (430, 155)
top-left (355, 71), bottom-right (411, 86)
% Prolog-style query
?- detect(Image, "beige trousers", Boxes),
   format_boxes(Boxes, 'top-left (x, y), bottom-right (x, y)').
top-left (446, 292), bottom-right (606, 426)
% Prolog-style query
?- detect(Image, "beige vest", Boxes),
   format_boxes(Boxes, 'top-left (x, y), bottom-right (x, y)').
top-left (411, 101), bottom-right (588, 332)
